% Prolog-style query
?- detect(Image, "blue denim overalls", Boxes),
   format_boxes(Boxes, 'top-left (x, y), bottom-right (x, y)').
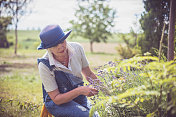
top-left (38, 58), bottom-right (98, 117)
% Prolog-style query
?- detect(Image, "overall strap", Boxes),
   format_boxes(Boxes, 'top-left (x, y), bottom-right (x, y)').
top-left (37, 58), bottom-right (54, 102)
top-left (37, 58), bottom-right (54, 71)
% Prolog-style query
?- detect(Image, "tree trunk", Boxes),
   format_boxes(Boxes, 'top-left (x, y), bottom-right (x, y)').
top-left (167, 0), bottom-right (176, 61)
top-left (14, 7), bottom-right (18, 55)
top-left (14, 23), bottom-right (18, 55)
top-left (167, 0), bottom-right (176, 117)
top-left (90, 41), bottom-right (93, 53)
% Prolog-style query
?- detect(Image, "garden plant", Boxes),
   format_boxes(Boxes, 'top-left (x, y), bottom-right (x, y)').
top-left (88, 56), bottom-right (176, 117)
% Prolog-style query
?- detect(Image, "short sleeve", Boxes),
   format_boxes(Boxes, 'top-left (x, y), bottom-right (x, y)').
top-left (38, 62), bottom-right (58, 92)
top-left (78, 44), bottom-right (89, 68)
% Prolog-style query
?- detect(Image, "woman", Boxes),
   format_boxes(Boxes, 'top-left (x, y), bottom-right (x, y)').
top-left (37, 24), bottom-right (99, 117)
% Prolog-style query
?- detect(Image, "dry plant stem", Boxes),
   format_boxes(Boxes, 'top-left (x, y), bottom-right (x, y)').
top-left (158, 23), bottom-right (165, 61)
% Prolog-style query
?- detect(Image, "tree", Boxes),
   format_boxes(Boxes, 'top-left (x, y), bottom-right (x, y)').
top-left (1, 0), bottom-right (32, 55)
top-left (0, 17), bottom-right (12, 48)
top-left (139, 0), bottom-right (170, 56)
top-left (70, 0), bottom-right (116, 53)
top-left (0, 0), bottom-right (13, 48)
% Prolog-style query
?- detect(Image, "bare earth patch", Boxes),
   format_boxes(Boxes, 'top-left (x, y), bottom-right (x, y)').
top-left (80, 42), bottom-right (120, 54)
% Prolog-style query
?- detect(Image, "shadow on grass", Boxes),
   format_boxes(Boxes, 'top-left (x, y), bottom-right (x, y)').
top-left (0, 62), bottom-right (37, 74)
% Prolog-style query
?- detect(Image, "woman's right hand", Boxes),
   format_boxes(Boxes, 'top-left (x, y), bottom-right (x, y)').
top-left (78, 86), bottom-right (98, 97)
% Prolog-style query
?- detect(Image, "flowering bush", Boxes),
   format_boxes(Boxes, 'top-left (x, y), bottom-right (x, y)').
top-left (89, 56), bottom-right (176, 117)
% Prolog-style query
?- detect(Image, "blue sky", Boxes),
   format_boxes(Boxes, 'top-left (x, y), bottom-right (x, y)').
top-left (18, 0), bottom-right (144, 33)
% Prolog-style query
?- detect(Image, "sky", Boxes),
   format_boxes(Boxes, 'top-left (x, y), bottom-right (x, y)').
top-left (18, 0), bottom-right (145, 33)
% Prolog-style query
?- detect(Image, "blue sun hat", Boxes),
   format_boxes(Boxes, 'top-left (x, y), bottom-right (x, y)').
top-left (37, 24), bottom-right (72, 50)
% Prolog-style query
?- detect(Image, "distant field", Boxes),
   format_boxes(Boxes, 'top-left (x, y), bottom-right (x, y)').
top-left (6, 30), bottom-right (124, 49)
top-left (7, 30), bottom-right (124, 42)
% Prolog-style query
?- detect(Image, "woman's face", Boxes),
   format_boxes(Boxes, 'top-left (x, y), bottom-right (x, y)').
top-left (48, 40), bottom-right (67, 56)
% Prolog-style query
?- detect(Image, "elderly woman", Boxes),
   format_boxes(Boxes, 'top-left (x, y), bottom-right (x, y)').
top-left (37, 24), bottom-right (99, 117)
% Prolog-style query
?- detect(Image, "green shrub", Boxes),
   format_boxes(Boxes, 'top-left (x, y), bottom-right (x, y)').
top-left (89, 56), bottom-right (176, 117)
top-left (116, 44), bottom-right (141, 59)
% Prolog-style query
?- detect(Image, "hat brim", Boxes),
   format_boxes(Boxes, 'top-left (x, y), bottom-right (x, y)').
top-left (37, 30), bottom-right (72, 50)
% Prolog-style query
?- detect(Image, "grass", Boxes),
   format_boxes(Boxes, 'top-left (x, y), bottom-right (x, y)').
top-left (0, 48), bottom-right (44, 116)
top-left (0, 62), bottom-right (42, 116)
top-left (0, 72), bottom-right (42, 103)
top-left (7, 30), bottom-right (41, 41)
top-left (0, 30), bottom-right (124, 116)
top-left (0, 73), bottom-right (42, 117)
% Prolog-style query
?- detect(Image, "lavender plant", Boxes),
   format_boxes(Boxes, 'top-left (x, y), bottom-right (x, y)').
top-left (89, 56), bottom-right (176, 117)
